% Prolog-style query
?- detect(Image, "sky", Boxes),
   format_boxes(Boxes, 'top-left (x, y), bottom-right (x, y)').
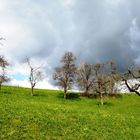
top-left (0, 0), bottom-right (140, 89)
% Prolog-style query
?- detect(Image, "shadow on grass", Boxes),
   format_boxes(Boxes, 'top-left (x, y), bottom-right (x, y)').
top-left (108, 93), bottom-right (123, 99)
top-left (57, 92), bottom-right (80, 100)
top-left (30, 92), bottom-right (48, 97)
top-left (97, 102), bottom-right (114, 106)
top-left (0, 91), bottom-right (12, 94)
top-left (80, 93), bottom-right (123, 99)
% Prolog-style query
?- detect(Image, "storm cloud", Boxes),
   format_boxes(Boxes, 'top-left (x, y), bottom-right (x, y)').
top-left (0, 0), bottom-right (140, 87)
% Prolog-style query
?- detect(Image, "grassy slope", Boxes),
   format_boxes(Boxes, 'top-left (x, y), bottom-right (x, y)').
top-left (0, 86), bottom-right (140, 140)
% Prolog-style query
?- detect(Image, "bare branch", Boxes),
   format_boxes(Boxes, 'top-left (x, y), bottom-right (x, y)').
top-left (24, 57), bottom-right (43, 96)
top-left (53, 52), bottom-right (76, 99)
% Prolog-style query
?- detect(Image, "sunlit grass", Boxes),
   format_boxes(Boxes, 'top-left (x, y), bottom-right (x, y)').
top-left (0, 86), bottom-right (140, 140)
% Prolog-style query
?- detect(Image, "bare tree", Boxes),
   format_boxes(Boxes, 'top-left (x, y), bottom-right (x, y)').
top-left (92, 61), bottom-right (119, 105)
top-left (105, 61), bottom-right (120, 95)
top-left (0, 56), bottom-right (10, 90)
top-left (122, 65), bottom-right (140, 96)
top-left (53, 52), bottom-right (77, 99)
top-left (93, 63), bottom-right (108, 105)
top-left (25, 58), bottom-right (43, 96)
top-left (76, 63), bottom-right (94, 96)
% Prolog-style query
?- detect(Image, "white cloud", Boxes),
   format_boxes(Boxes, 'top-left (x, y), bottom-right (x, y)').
top-left (8, 78), bottom-right (58, 90)
top-left (8, 63), bottom-right (29, 76)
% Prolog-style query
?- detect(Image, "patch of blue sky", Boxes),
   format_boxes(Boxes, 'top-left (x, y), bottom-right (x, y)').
top-left (9, 73), bottom-right (28, 81)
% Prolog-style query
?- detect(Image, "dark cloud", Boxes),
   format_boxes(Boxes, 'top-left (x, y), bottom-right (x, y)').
top-left (1, 0), bottom-right (140, 84)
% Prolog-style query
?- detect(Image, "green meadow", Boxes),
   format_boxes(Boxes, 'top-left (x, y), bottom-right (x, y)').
top-left (0, 86), bottom-right (140, 140)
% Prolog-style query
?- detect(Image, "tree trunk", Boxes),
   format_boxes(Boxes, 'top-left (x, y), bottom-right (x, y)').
top-left (84, 87), bottom-right (89, 97)
top-left (110, 83), bottom-right (114, 95)
top-left (100, 94), bottom-right (104, 105)
top-left (31, 86), bottom-right (34, 96)
top-left (64, 87), bottom-right (67, 99)
top-left (98, 85), bottom-right (104, 105)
